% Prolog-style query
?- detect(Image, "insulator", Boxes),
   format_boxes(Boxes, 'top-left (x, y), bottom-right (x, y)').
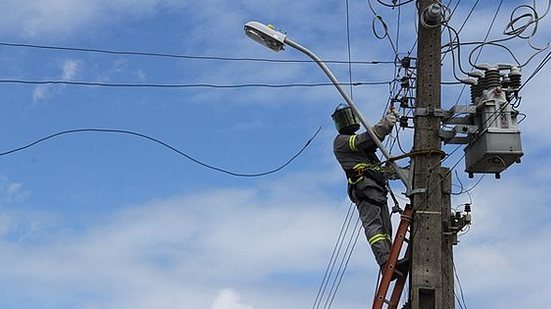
top-left (401, 57), bottom-right (411, 69)
top-left (423, 3), bottom-right (443, 26)
top-left (470, 84), bottom-right (477, 104)
top-left (401, 77), bottom-right (410, 89)
top-left (509, 68), bottom-right (522, 90)
top-left (399, 116), bottom-right (409, 128)
top-left (474, 63), bottom-right (492, 71)
top-left (464, 203), bottom-right (471, 213)
top-left (474, 76), bottom-right (485, 98)
top-left (468, 70), bottom-right (485, 79)
top-left (400, 97), bottom-right (409, 108)
top-left (485, 68), bottom-right (500, 89)
top-left (455, 212), bottom-right (461, 220)
top-left (501, 74), bottom-right (511, 89)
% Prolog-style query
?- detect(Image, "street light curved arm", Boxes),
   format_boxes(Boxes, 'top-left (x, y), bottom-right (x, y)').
top-left (243, 21), bottom-right (409, 188)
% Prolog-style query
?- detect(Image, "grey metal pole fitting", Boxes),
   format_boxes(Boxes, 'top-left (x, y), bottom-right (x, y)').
top-left (423, 3), bottom-right (443, 26)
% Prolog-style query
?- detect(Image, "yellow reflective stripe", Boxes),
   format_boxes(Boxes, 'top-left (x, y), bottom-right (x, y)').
top-left (348, 135), bottom-right (358, 151)
top-left (353, 162), bottom-right (383, 173)
top-left (353, 163), bottom-right (370, 169)
top-left (368, 233), bottom-right (389, 245)
top-left (348, 176), bottom-right (364, 185)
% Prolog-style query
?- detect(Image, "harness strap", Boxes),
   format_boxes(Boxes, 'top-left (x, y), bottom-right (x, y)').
top-left (347, 162), bottom-right (384, 184)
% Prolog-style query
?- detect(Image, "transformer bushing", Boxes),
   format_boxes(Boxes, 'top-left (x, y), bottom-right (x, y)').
top-left (509, 67), bottom-right (521, 91)
top-left (469, 71), bottom-right (485, 104)
top-left (484, 68), bottom-right (500, 90)
top-left (470, 83), bottom-right (477, 104)
top-left (501, 74), bottom-right (511, 89)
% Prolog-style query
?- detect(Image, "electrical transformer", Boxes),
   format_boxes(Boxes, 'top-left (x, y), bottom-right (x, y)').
top-left (441, 65), bottom-right (524, 178)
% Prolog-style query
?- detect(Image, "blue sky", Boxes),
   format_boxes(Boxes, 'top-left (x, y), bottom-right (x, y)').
top-left (0, 0), bottom-right (549, 308)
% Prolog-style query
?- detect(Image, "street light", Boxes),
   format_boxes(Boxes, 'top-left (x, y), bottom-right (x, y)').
top-left (244, 21), bottom-right (286, 52)
top-left (244, 21), bottom-right (410, 188)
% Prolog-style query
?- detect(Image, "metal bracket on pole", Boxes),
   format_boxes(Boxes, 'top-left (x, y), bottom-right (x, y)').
top-left (284, 37), bottom-right (411, 189)
top-left (408, 188), bottom-right (427, 196)
top-left (414, 107), bottom-right (450, 118)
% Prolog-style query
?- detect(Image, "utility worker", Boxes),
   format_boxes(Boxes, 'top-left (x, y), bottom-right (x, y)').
top-left (331, 104), bottom-right (403, 274)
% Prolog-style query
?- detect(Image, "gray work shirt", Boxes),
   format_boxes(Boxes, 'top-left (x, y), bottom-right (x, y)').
top-left (333, 131), bottom-right (379, 172)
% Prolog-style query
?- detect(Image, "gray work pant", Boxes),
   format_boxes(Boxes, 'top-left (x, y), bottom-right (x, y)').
top-left (350, 177), bottom-right (392, 267)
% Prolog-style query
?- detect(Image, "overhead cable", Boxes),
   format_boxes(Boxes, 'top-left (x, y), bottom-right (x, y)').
top-left (312, 202), bottom-right (355, 309)
top-left (520, 48), bottom-right (551, 90)
top-left (440, 0), bottom-right (480, 63)
top-left (451, 252), bottom-right (469, 308)
top-left (454, 0), bottom-right (503, 76)
top-left (375, 0), bottom-right (414, 8)
top-left (0, 41), bottom-right (393, 65)
top-left (442, 0), bottom-right (551, 69)
top-left (368, 0), bottom-right (398, 55)
top-left (503, 0), bottom-right (551, 50)
top-left (0, 79), bottom-right (393, 89)
top-left (345, 0), bottom-right (355, 99)
top-left (0, 127), bottom-right (322, 178)
top-left (323, 218), bottom-right (362, 309)
top-left (446, 0), bottom-right (503, 104)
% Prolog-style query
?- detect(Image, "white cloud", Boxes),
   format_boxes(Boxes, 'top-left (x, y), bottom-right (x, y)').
top-left (32, 85), bottom-right (50, 101)
top-left (452, 174), bottom-right (551, 307)
top-left (0, 138), bottom-right (546, 308)
top-left (61, 59), bottom-right (80, 80)
top-left (0, 176), bottom-right (29, 205)
top-left (0, 1), bottom-right (97, 38)
top-left (32, 58), bottom-right (81, 101)
top-left (212, 289), bottom-right (253, 309)
top-left (0, 1), bottom-right (548, 308)
top-left (1, 165), bottom-right (544, 308)
top-left (0, 174), bottom-right (359, 307)
top-left (0, 0), bottom-right (189, 39)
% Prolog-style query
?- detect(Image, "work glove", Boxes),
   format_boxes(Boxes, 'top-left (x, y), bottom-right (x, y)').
top-left (373, 108), bottom-right (398, 139)
top-left (384, 110), bottom-right (398, 125)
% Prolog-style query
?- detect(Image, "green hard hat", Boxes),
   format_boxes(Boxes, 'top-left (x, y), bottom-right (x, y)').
top-left (331, 105), bottom-right (360, 134)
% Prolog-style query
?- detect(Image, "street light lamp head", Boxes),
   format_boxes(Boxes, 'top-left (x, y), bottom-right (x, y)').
top-left (244, 21), bottom-right (287, 52)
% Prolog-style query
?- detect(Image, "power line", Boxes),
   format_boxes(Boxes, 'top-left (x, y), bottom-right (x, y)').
top-left (0, 41), bottom-right (393, 65)
top-left (0, 127), bottom-right (322, 178)
top-left (452, 253), bottom-right (469, 309)
top-left (441, 0), bottom-right (480, 64)
top-left (323, 217), bottom-right (362, 309)
top-left (368, 0), bottom-right (398, 55)
top-left (447, 0), bottom-right (504, 107)
top-left (444, 0), bottom-right (504, 78)
top-left (376, 0), bottom-right (415, 8)
top-left (520, 48), bottom-right (551, 90)
top-left (312, 202), bottom-right (355, 309)
top-left (0, 79), bottom-right (393, 89)
top-left (345, 0), bottom-right (354, 99)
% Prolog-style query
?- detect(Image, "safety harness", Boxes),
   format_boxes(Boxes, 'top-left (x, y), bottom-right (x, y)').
top-left (346, 162), bottom-right (384, 185)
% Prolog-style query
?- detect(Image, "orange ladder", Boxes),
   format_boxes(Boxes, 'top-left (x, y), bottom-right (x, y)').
top-left (372, 205), bottom-right (413, 309)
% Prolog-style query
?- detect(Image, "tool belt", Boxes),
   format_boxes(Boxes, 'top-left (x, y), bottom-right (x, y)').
top-left (346, 162), bottom-right (386, 187)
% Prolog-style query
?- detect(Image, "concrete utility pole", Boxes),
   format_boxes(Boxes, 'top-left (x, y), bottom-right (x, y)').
top-left (410, 0), bottom-right (454, 308)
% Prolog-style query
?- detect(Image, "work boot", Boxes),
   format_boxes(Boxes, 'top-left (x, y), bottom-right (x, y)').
top-left (392, 257), bottom-right (410, 280)
top-left (381, 257), bottom-right (410, 281)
